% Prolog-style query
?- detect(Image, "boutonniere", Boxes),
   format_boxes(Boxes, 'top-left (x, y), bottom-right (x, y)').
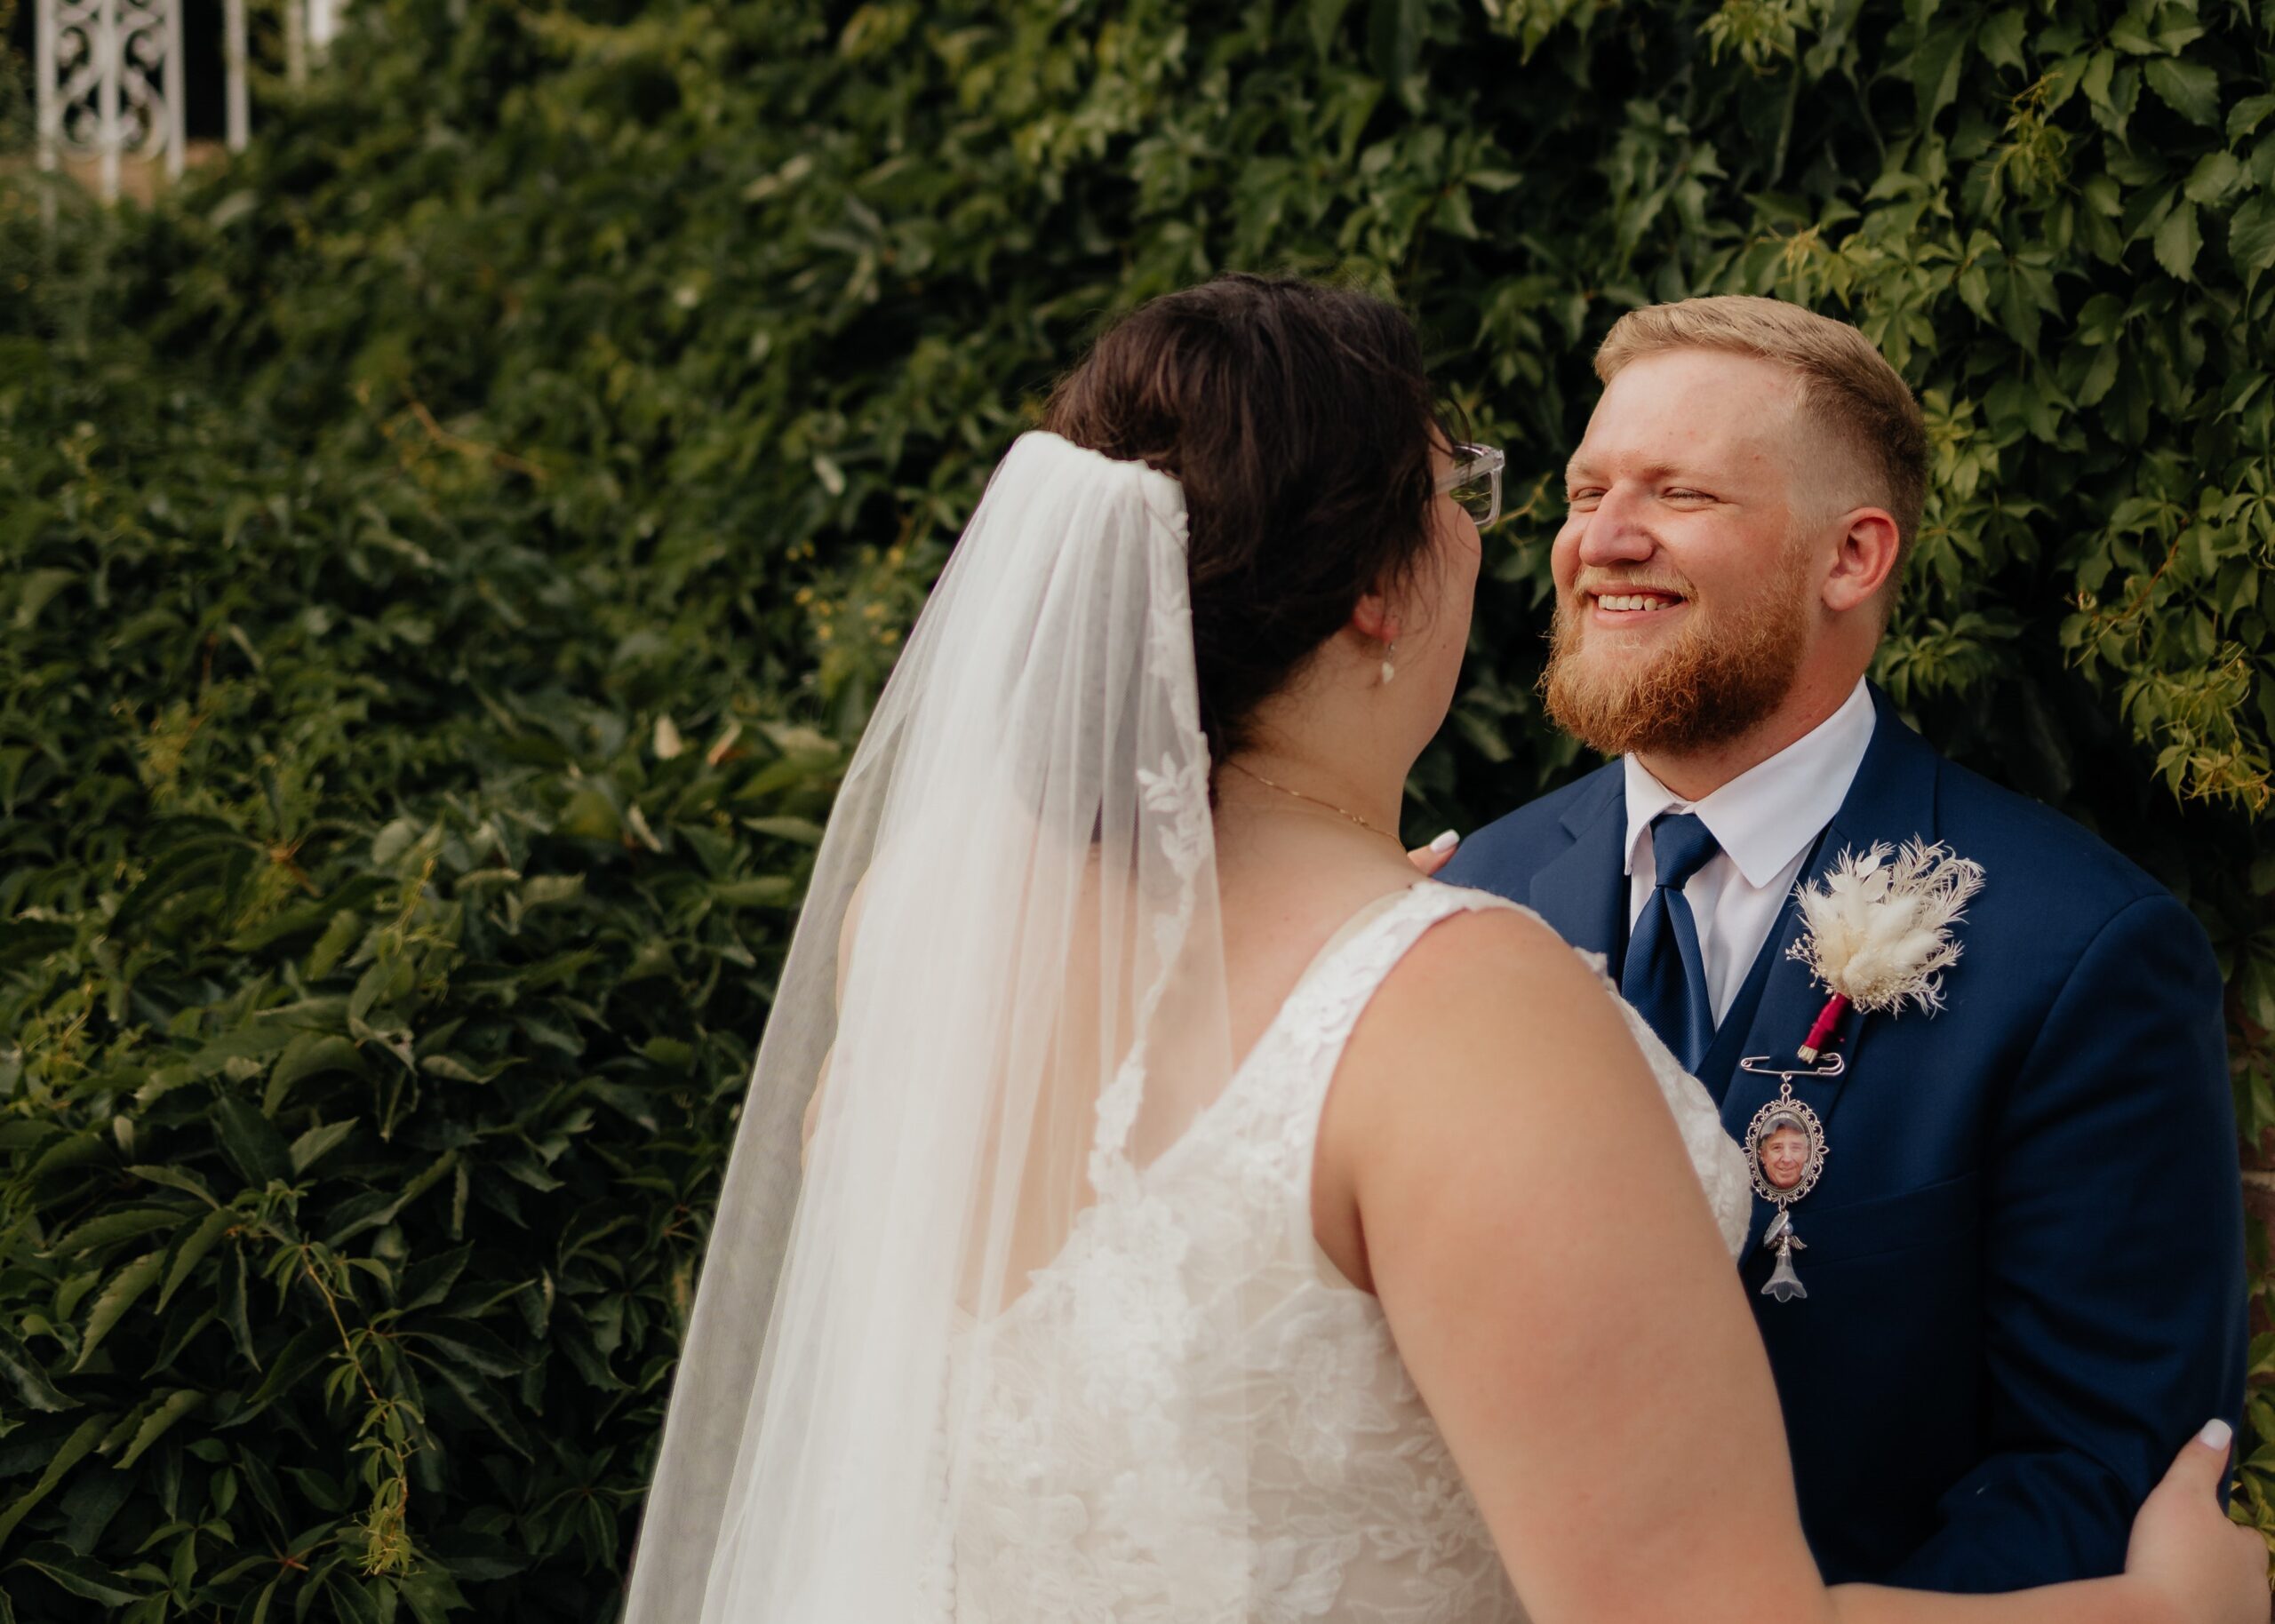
top-left (1785, 840), bottom-right (1987, 1062)
top-left (1738, 840), bottom-right (1984, 1305)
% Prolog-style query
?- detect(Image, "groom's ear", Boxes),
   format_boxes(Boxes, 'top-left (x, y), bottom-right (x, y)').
top-left (1820, 507), bottom-right (1903, 617)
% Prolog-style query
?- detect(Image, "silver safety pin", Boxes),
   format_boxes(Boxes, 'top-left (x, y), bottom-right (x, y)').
top-left (1736, 1052), bottom-right (1848, 1084)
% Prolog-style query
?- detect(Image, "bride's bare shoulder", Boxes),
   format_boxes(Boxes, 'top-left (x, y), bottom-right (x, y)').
top-left (1310, 896), bottom-right (1672, 1292)
top-left (1361, 897), bottom-right (1632, 1060)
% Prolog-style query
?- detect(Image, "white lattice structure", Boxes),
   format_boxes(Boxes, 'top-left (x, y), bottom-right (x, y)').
top-left (33, 0), bottom-right (342, 203)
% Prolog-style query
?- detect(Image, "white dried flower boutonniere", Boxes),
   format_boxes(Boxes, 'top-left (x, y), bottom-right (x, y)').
top-left (1785, 840), bottom-right (1987, 1061)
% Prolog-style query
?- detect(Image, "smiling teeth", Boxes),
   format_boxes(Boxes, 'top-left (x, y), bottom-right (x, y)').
top-left (1599, 594), bottom-right (1680, 612)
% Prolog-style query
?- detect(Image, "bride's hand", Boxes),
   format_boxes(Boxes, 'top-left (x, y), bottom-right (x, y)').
top-left (2124, 1420), bottom-right (2266, 1624)
top-left (1406, 830), bottom-right (1460, 877)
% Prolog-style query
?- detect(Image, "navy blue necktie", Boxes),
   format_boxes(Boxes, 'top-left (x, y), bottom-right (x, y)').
top-left (1621, 811), bottom-right (1721, 1071)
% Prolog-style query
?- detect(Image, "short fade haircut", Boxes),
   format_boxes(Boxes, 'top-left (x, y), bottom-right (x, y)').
top-left (1594, 296), bottom-right (1928, 559)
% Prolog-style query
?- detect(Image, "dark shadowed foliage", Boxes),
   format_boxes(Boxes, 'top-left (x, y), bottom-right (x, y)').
top-left (2, 0), bottom-right (2272, 1616)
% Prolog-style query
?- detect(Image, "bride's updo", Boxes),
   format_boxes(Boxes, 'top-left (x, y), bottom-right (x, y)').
top-left (1041, 274), bottom-right (1449, 765)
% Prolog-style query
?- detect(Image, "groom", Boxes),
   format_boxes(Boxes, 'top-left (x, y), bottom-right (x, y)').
top-left (1441, 296), bottom-right (2247, 1589)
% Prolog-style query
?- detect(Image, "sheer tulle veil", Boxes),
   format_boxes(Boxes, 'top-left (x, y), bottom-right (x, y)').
top-left (620, 431), bottom-right (1250, 1620)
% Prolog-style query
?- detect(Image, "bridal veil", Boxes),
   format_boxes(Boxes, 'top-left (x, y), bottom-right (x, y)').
top-left (621, 432), bottom-right (1253, 1620)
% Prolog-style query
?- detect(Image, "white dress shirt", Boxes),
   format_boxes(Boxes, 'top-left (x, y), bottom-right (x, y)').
top-left (1624, 678), bottom-right (1878, 1025)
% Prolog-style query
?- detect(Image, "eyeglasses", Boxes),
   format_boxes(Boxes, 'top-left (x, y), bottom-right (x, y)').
top-left (1436, 442), bottom-right (1505, 529)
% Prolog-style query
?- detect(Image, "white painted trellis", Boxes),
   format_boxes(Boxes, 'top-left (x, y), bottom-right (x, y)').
top-left (32, 0), bottom-right (345, 205)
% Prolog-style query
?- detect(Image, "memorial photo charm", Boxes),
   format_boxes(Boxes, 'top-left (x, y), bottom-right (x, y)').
top-left (1744, 1083), bottom-right (1827, 1303)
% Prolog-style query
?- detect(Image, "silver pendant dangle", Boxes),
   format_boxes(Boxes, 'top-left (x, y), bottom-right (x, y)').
top-left (1760, 1209), bottom-right (1808, 1302)
top-left (1741, 1078), bottom-right (1828, 1304)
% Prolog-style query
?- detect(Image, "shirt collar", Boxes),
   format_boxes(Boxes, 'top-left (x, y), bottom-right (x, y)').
top-left (1622, 678), bottom-right (1878, 888)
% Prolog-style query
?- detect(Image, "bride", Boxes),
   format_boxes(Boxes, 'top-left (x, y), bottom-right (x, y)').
top-left (621, 275), bottom-right (2261, 1622)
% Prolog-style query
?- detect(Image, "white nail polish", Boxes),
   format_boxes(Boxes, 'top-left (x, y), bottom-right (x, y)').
top-left (1428, 830), bottom-right (1460, 854)
top-left (2199, 1418), bottom-right (2233, 1450)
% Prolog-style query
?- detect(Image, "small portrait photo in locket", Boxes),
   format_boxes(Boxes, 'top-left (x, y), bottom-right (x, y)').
top-left (1745, 1100), bottom-right (1825, 1205)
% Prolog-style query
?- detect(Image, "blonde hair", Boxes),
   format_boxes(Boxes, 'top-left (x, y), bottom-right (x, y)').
top-left (1594, 296), bottom-right (1928, 553)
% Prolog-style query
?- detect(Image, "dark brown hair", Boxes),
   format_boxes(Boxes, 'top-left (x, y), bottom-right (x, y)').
top-left (1042, 274), bottom-right (1449, 763)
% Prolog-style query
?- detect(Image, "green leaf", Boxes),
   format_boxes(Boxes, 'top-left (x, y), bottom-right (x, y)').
top-left (418, 1358), bottom-right (535, 1460)
top-left (157, 1206), bottom-right (238, 1311)
top-left (1434, 187), bottom-right (1481, 240)
top-left (148, 1302), bottom-right (219, 1375)
top-left (2080, 49), bottom-right (2116, 110)
top-left (398, 1562), bottom-right (471, 1624)
top-left (519, 872), bottom-right (585, 910)
top-left (327, 1574), bottom-right (388, 1624)
top-left (0, 919), bottom-right (74, 970)
top-left (218, 1325), bottom-right (332, 1428)
top-left (110, 1388), bottom-right (204, 1469)
top-left (228, 873), bottom-right (389, 955)
top-left (1306, 0), bottom-right (1356, 57)
top-left (288, 1118), bottom-right (359, 1175)
top-left (73, 1252), bottom-right (165, 1372)
top-left (738, 815), bottom-right (825, 844)
top-left (430, 1538), bottom-right (526, 1583)
top-left (2231, 195), bottom-right (2275, 281)
top-left (305, 910), bottom-right (365, 980)
top-left (370, 817), bottom-right (422, 865)
top-left (318, 1149), bottom-right (461, 1247)
top-left (109, 835), bottom-right (245, 935)
top-left (2106, 13), bottom-right (2157, 52)
top-left (2155, 198), bottom-right (2203, 279)
top-left (126, 1163), bottom-right (220, 1206)
top-left (0, 1415), bottom-right (108, 1550)
top-left (215, 1095), bottom-right (294, 1188)
top-left (1977, 7), bottom-right (2025, 73)
top-left (398, 1244), bottom-right (474, 1312)
top-left (714, 875), bottom-right (797, 906)
top-left (2184, 152), bottom-right (2245, 204)
top-left (408, 1318), bottom-right (528, 1378)
top-left (1911, 22), bottom-right (1975, 124)
top-left (419, 1051), bottom-right (509, 1083)
top-left (0, 1327), bottom-right (76, 1413)
top-left (2231, 93), bottom-right (2275, 141)
top-left (11, 568), bottom-right (77, 630)
top-left (24, 1129), bottom-right (107, 1182)
top-left (1366, 0), bottom-right (1425, 91)
top-left (347, 953), bottom-right (411, 1027)
top-left (5, 1544), bottom-right (142, 1605)
top-left (557, 788), bottom-right (621, 842)
top-left (48, 1206), bottom-right (186, 1256)
top-left (266, 1032), bottom-right (369, 1112)
top-left (219, 1246), bottom-right (257, 1370)
top-left (2143, 56), bottom-right (2221, 128)
top-left (55, 1270), bottom-right (100, 1321)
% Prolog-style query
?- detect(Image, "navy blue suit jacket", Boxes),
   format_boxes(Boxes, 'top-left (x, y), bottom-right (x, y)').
top-left (1441, 687), bottom-right (2246, 1590)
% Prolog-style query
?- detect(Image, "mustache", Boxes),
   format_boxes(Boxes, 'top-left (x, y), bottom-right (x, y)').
top-left (1569, 574), bottom-right (1694, 599)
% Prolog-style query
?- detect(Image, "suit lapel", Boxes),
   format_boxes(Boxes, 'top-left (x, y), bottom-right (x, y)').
top-left (1721, 687), bottom-right (1943, 1267)
top-left (1526, 767), bottom-right (1629, 968)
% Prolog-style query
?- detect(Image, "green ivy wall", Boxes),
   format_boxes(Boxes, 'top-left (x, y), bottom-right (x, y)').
top-left (2, 0), bottom-right (2271, 1617)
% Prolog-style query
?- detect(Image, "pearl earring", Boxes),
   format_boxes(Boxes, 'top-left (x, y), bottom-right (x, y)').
top-left (1380, 641), bottom-right (1398, 687)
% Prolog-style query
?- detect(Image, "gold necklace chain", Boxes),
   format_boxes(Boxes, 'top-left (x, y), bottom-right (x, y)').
top-left (1222, 760), bottom-right (1397, 841)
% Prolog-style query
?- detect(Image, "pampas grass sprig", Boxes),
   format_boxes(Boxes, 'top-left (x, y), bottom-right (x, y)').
top-left (1787, 840), bottom-right (1986, 1017)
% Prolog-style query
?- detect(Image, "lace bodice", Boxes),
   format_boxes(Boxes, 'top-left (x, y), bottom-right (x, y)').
top-left (940, 881), bottom-right (1752, 1622)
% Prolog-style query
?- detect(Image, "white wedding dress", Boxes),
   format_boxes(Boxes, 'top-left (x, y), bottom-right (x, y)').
top-left (618, 440), bottom-right (1750, 1623)
top-left (939, 880), bottom-right (1754, 1623)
